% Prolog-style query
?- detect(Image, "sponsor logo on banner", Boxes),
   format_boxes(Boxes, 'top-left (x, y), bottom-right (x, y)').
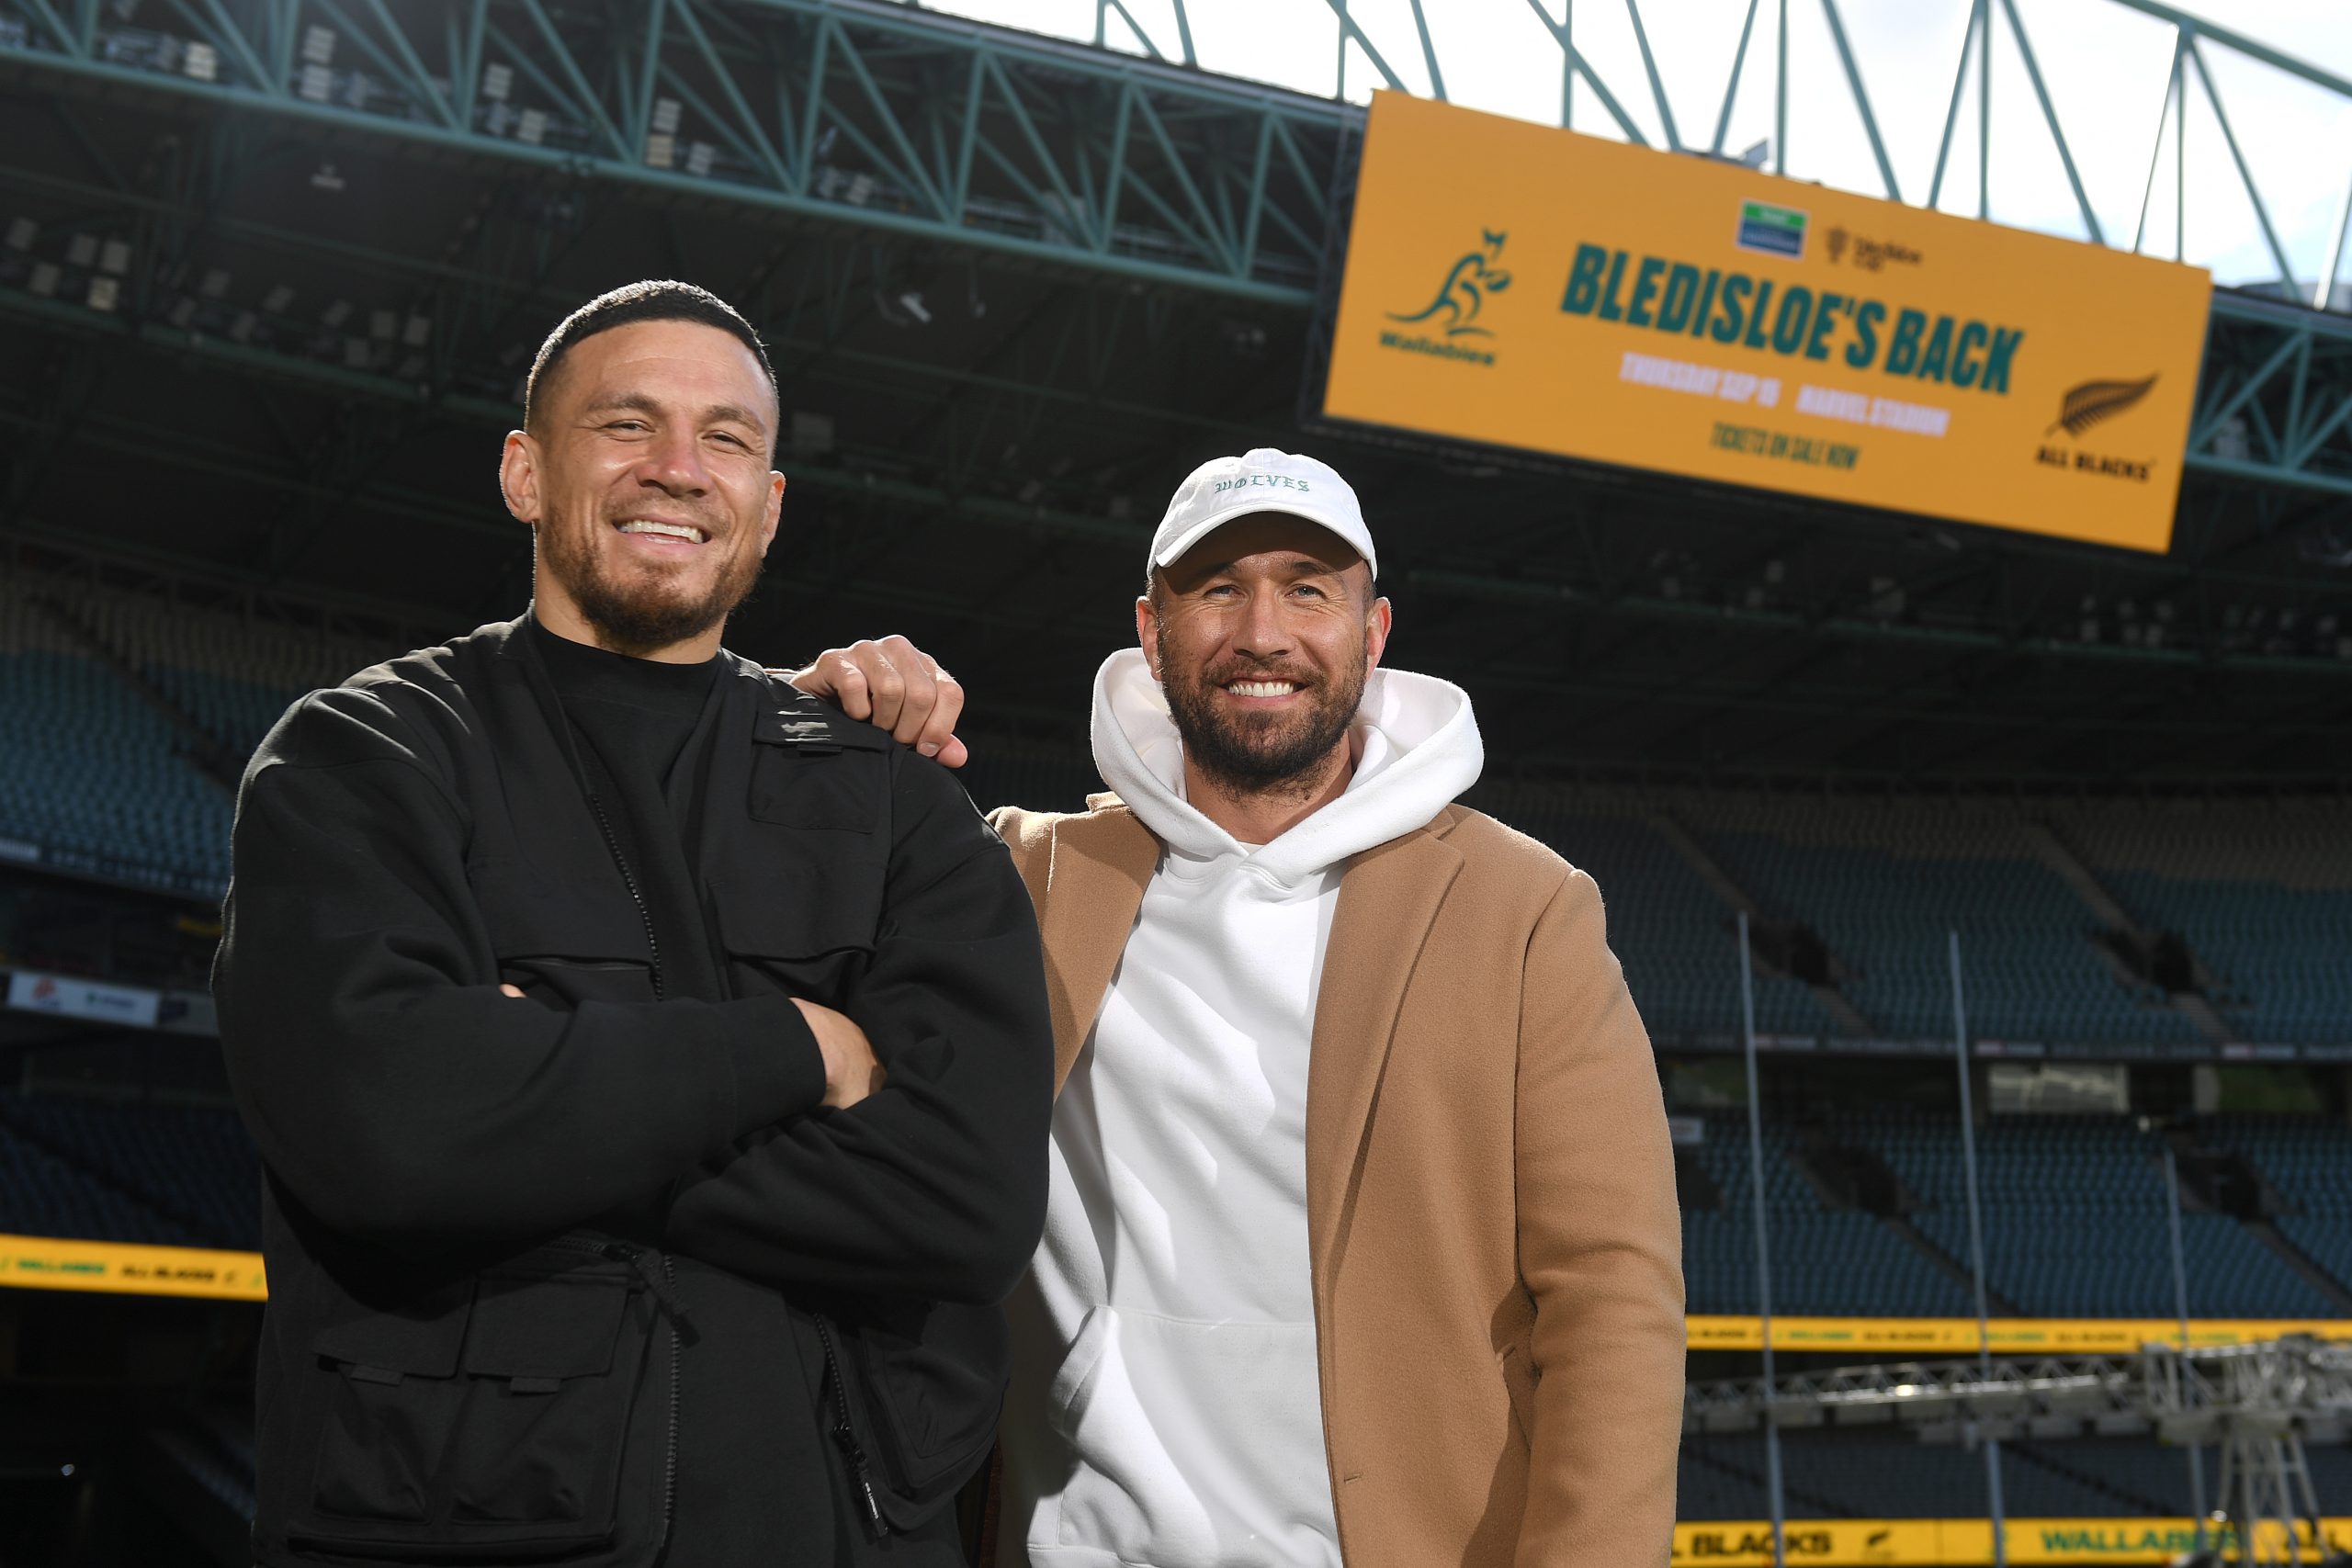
top-left (1379, 229), bottom-right (1511, 366)
top-left (1669, 1517), bottom-right (2352, 1566)
top-left (1321, 94), bottom-right (2211, 552)
top-left (2036, 375), bottom-right (2163, 485)
top-left (1736, 199), bottom-right (1808, 258)
top-left (1825, 226), bottom-right (1923, 272)
top-left (6, 969), bottom-right (163, 1029)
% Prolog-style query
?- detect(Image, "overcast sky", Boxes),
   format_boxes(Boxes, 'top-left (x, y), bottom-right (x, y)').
top-left (918, 0), bottom-right (2352, 295)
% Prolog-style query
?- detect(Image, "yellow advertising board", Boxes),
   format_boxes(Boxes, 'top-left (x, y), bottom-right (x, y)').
top-left (1672, 1518), bottom-right (2352, 1566)
top-left (14, 1241), bottom-right (2333, 1363)
top-left (1321, 93), bottom-right (2212, 553)
top-left (1685, 1314), bottom-right (2352, 1354)
top-left (0, 1231), bottom-right (266, 1301)
top-left (7, 1238), bottom-right (2346, 1355)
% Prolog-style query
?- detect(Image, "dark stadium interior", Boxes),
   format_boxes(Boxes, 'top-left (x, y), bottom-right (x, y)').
top-left (4, 0), bottom-right (2352, 1562)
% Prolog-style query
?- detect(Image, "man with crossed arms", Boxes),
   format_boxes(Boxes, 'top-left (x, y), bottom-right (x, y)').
top-left (798, 448), bottom-right (1683, 1566)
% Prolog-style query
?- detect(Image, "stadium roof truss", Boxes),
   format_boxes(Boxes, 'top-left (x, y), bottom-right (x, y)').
top-left (4, 0), bottom-right (2352, 780)
top-left (2, 0), bottom-right (2348, 495)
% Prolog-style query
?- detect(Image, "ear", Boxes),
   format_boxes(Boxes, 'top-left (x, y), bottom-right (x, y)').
top-left (500, 430), bottom-right (541, 525)
top-left (1134, 593), bottom-right (1160, 681)
top-left (1364, 594), bottom-right (1393, 672)
top-left (757, 470), bottom-right (786, 554)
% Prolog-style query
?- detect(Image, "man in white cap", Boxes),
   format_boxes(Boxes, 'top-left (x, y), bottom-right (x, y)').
top-left (793, 448), bottom-right (1683, 1568)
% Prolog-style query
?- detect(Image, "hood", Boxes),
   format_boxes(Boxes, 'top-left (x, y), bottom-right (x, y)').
top-left (1089, 646), bottom-right (1483, 887)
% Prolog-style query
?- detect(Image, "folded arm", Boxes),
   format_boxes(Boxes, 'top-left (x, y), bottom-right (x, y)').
top-left (662, 750), bottom-right (1054, 1304)
top-left (216, 694), bottom-right (828, 1254)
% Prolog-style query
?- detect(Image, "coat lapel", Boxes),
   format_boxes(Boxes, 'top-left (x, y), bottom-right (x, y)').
top-left (1039, 806), bottom-right (1158, 1090)
top-left (1304, 813), bottom-right (1465, 1293)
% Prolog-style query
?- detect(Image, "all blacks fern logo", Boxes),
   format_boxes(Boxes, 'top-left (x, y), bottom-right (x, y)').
top-left (2049, 374), bottom-right (2158, 437)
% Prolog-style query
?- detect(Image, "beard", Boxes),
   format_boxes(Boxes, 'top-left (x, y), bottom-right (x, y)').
top-left (538, 515), bottom-right (764, 655)
top-left (1159, 632), bottom-right (1367, 799)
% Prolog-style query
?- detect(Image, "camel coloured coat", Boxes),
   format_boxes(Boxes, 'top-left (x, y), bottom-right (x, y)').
top-left (986, 794), bottom-right (1684, 1568)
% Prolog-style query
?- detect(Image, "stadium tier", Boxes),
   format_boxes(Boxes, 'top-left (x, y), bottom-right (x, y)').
top-left (7, 577), bottom-right (2352, 1054)
top-left (1679, 1110), bottom-right (2352, 1319)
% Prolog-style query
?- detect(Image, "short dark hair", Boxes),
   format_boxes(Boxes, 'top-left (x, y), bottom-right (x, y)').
top-left (525, 279), bottom-right (777, 437)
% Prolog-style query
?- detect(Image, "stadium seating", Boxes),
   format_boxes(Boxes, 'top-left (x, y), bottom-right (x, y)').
top-left (2054, 803), bottom-right (2352, 1045)
top-left (0, 647), bottom-right (232, 895)
top-left (1680, 1111), bottom-right (1976, 1317)
top-left (1482, 791), bottom-right (1841, 1039)
top-left (1680, 1111), bottom-right (2352, 1319)
top-left (0, 1092), bottom-right (261, 1250)
top-left (1864, 1111), bottom-right (2340, 1318)
top-left (0, 1110), bottom-right (210, 1248)
top-left (2208, 1113), bottom-right (2352, 1293)
top-left (3, 574), bottom-right (2350, 1052)
top-left (1686, 795), bottom-right (2202, 1045)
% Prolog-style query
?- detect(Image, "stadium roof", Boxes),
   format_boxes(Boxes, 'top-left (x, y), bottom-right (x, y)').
top-left (2, 0), bottom-right (2349, 783)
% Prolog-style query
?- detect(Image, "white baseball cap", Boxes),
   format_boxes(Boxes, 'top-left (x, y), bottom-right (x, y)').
top-left (1149, 447), bottom-right (1377, 581)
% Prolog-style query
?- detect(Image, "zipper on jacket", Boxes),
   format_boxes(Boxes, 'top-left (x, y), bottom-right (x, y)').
top-left (582, 790), bottom-right (664, 1000)
top-left (661, 1254), bottom-right (682, 1542)
top-left (811, 1314), bottom-right (889, 1537)
top-left (548, 1234), bottom-right (689, 1547)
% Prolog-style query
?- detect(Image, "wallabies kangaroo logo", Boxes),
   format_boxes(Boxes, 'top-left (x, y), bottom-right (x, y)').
top-left (1389, 230), bottom-right (1512, 337)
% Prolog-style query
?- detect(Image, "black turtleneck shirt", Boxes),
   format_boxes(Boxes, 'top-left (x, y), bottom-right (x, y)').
top-left (530, 618), bottom-right (729, 1004)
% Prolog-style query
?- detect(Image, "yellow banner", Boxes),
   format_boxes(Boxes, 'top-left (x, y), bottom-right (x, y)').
top-left (0, 1232), bottom-right (266, 1300)
top-left (1322, 93), bottom-right (2212, 553)
top-left (1686, 1314), bottom-right (2352, 1353)
top-left (2, 1237), bottom-right (2336, 1358)
top-left (1673, 1518), bottom-right (2352, 1565)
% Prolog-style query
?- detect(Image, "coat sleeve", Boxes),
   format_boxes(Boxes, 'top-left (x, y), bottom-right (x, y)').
top-left (215, 694), bottom-right (827, 1254)
top-left (660, 754), bottom-right (1055, 1305)
top-left (1513, 868), bottom-right (1684, 1567)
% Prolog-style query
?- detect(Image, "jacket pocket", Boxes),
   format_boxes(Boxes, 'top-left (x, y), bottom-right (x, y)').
top-left (1038, 1307), bottom-right (1333, 1568)
top-left (708, 835), bottom-right (885, 1009)
top-left (746, 711), bottom-right (889, 831)
top-left (470, 871), bottom-right (659, 1010)
top-left (842, 1300), bottom-right (1008, 1506)
top-left (289, 1242), bottom-right (664, 1563)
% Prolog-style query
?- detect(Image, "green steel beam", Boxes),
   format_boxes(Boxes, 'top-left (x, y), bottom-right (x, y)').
top-left (4, 0), bottom-right (2351, 503)
top-left (0, 0), bottom-right (1342, 304)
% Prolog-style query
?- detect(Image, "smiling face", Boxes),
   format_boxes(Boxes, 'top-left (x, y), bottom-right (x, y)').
top-left (499, 317), bottom-right (785, 660)
top-left (1136, 513), bottom-right (1391, 799)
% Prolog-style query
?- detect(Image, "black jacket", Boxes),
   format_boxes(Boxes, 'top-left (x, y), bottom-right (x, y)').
top-left (215, 615), bottom-right (1053, 1567)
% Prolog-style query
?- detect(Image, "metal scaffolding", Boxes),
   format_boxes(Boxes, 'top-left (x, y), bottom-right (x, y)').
top-left (1690, 1337), bottom-right (2352, 1564)
top-left (2, 0), bottom-right (2348, 499)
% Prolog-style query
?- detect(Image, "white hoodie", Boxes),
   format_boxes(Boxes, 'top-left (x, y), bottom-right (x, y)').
top-left (1006, 647), bottom-right (1484, 1568)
